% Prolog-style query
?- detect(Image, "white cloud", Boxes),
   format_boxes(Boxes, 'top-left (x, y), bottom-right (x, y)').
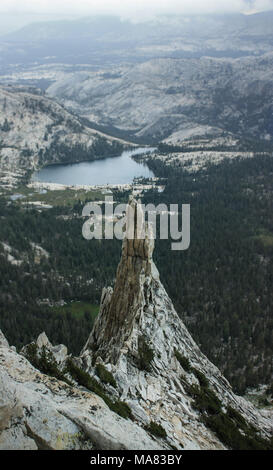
top-left (0, 0), bottom-right (273, 18)
top-left (0, 0), bottom-right (272, 34)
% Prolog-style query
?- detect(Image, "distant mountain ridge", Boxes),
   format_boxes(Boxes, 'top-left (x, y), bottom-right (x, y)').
top-left (47, 53), bottom-right (273, 145)
top-left (4, 12), bottom-right (273, 42)
top-left (2, 12), bottom-right (273, 147)
top-left (1, 11), bottom-right (273, 70)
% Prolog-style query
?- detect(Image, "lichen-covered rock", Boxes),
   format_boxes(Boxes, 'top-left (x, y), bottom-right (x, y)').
top-left (0, 333), bottom-right (166, 450)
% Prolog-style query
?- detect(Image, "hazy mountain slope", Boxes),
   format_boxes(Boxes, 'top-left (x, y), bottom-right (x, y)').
top-left (47, 53), bottom-right (273, 144)
top-left (1, 12), bottom-right (273, 71)
top-left (0, 85), bottom-right (129, 187)
top-left (2, 13), bottom-right (273, 146)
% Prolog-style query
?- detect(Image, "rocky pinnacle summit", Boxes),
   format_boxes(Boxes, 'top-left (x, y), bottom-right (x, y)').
top-left (82, 197), bottom-right (156, 363)
top-left (80, 197), bottom-right (273, 449)
top-left (0, 197), bottom-right (272, 450)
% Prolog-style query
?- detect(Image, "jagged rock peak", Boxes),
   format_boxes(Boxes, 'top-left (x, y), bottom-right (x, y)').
top-left (0, 196), bottom-right (272, 449)
top-left (122, 195), bottom-right (154, 261)
top-left (82, 197), bottom-right (158, 363)
top-left (80, 197), bottom-right (273, 450)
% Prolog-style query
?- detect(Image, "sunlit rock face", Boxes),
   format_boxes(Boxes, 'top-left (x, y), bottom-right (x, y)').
top-left (0, 330), bottom-right (164, 451)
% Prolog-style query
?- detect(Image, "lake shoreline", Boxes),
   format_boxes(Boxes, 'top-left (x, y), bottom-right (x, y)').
top-left (32, 147), bottom-right (157, 187)
top-left (27, 179), bottom-right (164, 193)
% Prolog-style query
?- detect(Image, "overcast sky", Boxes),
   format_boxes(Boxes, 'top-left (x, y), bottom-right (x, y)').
top-left (0, 0), bottom-right (273, 33)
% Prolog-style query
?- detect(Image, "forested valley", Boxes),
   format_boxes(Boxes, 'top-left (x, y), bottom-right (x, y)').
top-left (0, 152), bottom-right (273, 395)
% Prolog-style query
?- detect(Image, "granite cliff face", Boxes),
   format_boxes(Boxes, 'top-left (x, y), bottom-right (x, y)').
top-left (0, 198), bottom-right (272, 450)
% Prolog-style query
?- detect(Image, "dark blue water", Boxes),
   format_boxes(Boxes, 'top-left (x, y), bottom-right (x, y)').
top-left (32, 148), bottom-right (155, 185)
